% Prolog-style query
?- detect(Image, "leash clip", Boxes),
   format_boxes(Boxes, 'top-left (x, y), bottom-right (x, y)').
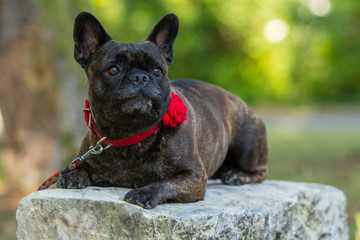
top-left (91, 137), bottom-right (106, 154)
top-left (89, 136), bottom-right (112, 154)
top-left (77, 137), bottom-right (109, 163)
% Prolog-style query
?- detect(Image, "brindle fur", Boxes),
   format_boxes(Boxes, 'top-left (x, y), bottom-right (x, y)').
top-left (57, 12), bottom-right (269, 209)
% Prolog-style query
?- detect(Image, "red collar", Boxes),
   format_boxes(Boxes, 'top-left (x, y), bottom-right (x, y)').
top-left (83, 92), bottom-right (187, 147)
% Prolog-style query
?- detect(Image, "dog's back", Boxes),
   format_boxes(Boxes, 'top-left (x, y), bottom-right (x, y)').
top-left (172, 79), bottom-right (268, 184)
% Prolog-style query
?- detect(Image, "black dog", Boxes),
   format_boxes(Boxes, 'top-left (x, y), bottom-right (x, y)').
top-left (57, 12), bottom-right (269, 209)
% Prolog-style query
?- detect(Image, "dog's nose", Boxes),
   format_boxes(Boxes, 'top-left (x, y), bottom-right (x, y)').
top-left (130, 73), bottom-right (149, 84)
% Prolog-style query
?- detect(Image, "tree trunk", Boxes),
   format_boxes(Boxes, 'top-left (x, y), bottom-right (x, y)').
top-left (0, 0), bottom-right (61, 195)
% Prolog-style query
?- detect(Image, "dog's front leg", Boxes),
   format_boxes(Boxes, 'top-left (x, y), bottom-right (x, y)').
top-left (124, 167), bottom-right (208, 209)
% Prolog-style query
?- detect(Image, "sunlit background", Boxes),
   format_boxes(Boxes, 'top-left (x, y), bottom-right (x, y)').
top-left (0, 0), bottom-right (359, 239)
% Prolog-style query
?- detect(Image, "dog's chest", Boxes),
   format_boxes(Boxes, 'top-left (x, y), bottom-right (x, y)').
top-left (87, 146), bottom-right (169, 188)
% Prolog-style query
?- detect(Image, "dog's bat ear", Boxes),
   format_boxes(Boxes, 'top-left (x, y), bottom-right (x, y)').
top-left (73, 12), bottom-right (111, 68)
top-left (147, 14), bottom-right (179, 65)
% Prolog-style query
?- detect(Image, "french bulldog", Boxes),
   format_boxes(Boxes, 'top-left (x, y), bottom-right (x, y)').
top-left (57, 12), bottom-right (269, 209)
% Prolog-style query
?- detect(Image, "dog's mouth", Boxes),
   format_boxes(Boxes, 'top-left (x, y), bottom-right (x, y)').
top-left (105, 96), bottom-right (159, 121)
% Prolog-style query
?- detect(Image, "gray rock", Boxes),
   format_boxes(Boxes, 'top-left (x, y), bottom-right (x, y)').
top-left (16, 180), bottom-right (348, 240)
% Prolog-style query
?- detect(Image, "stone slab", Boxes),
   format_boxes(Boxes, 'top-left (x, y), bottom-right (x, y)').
top-left (16, 180), bottom-right (348, 239)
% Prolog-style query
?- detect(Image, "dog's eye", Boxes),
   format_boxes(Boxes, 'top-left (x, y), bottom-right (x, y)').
top-left (106, 66), bottom-right (119, 76)
top-left (153, 68), bottom-right (162, 77)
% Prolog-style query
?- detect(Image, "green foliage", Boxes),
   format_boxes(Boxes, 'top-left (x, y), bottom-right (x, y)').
top-left (37, 0), bottom-right (360, 104)
top-left (356, 212), bottom-right (360, 240)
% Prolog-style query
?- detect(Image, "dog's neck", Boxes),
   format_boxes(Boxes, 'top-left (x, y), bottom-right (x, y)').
top-left (83, 92), bottom-right (188, 147)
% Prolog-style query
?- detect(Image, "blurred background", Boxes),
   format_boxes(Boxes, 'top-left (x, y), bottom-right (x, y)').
top-left (0, 0), bottom-right (359, 239)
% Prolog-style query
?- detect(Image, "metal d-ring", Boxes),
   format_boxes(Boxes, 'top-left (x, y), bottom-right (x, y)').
top-left (90, 137), bottom-right (107, 155)
top-left (90, 144), bottom-right (104, 155)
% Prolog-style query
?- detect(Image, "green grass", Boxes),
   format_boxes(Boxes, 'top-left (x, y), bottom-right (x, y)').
top-left (267, 128), bottom-right (360, 238)
top-left (0, 208), bottom-right (16, 240)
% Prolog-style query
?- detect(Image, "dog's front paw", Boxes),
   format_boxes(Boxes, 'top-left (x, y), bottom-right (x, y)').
top-left (124, 187), bottom-right (163, 209)
top-left (57, 168), bottom-right (91, 189)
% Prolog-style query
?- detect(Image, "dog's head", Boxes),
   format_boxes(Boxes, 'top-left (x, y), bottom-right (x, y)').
top-left (73, 12), bottom-right (179, 132)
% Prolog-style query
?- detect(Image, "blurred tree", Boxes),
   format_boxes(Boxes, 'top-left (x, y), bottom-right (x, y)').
top-left (0, 0), bottom-right (61, 195)
top-left (0, 0), bottom-right (89, 195)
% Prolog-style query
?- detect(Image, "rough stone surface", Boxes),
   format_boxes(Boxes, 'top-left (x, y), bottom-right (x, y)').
top-left (16, 180), bottom-right (348, 240)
